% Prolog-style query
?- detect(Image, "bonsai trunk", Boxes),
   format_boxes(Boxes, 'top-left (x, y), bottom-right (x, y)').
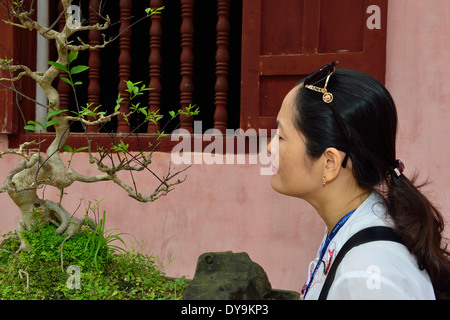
top-left (6, 115), bottom-right (94, 252)
top-left (9, 188), bottom-right (90, 252)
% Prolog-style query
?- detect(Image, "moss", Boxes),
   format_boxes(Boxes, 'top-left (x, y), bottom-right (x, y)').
top-left (0, 225), bottom-right (188, 300)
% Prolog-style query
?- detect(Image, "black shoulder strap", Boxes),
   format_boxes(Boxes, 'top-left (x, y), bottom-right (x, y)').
top-left (318, 226), bottom-right (403, 300)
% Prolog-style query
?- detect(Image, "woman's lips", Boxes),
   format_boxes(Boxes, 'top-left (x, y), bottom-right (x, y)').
top-left (272, 164), bottom-right (279, 174)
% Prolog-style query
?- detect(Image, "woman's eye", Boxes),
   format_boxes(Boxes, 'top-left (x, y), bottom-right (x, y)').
top-left (275, 129), bottom-right (284, 141)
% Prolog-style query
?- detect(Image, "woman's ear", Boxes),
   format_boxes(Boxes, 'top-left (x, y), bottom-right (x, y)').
top-left (322, 147), bottom-right (344, 183)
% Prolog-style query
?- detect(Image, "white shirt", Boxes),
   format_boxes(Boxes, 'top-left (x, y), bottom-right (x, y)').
top-left (301, 192), bottom-right (435, 300)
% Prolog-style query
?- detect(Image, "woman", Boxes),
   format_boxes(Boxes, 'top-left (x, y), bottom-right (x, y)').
top-left (268, 61), bottom-right (450, 300)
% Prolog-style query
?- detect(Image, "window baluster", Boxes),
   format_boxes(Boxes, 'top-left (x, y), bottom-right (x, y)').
top-left (147, 0), bottom-right (163, 134)
top-left (179, 0), bottom-right (195, 133)
top-left (214, 0), bottom-right (230, 133)
top-left (87, 0), bottom-right (102, 132)
top-left (117, 0), bottom-right (132, 133)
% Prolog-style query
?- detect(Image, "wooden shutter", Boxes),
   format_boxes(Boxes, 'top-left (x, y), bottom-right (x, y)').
top-left (0, 3), bottom-right (36, 135)
top-left (240, 0), bottom-right (388, 131)
top-left (0, 8), bottom-right (18, 134)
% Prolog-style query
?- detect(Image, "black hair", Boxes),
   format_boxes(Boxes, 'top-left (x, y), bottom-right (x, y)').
top-left (294, 68), bottom-right (450, 300)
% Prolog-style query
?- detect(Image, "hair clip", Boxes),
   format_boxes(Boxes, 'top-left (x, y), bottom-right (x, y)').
top-left (393, 160), bottom-right (405, 177)
top-left (304, 61), bottom-right (338, 104)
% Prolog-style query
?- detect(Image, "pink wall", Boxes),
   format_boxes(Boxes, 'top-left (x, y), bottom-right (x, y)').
top-left (385, 0), bottom-right (450, 237)
top-left (0, 148), bottom-right (325, 291)
top-left (1, 0), bottom-right (449, 292)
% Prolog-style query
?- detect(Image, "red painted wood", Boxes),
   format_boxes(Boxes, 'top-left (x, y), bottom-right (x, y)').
top-left (179, 0), bottom-right (195, 133)
top-left (147, 0), bottom-right (164, 134)
top-left (117, 0), bottom-right (133, 133)
top-left (87, 0), bottom-right (102, 132)
top-left (260, 0), bottom-right (304, 55)
top-left (240, 0), bottom-right (261, 131)
top-left (214, 0), bottom-right (231, 133)
top-left (0, 4), bottom-right (18, 134)
top-left (302, 0), bottom-right (320, 55)
top-left (319, 0), bottom-right (365, 53)
top-left (0, 75), bottom-right (17, 134)
top-left (241, 0), bottom-right (389, 131)
top-left (0, 1), bottom-right (36, 135)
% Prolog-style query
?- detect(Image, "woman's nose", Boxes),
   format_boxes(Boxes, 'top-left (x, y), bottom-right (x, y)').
top-left (267, 139), bottom-right (273, 155)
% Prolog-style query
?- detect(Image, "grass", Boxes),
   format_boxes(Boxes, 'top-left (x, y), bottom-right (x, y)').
top-left (0, 224), bottom-right (188, 300)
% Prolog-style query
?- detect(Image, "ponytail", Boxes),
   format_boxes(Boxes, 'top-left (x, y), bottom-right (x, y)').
top-left (384, 172), bottom-right (450, 300)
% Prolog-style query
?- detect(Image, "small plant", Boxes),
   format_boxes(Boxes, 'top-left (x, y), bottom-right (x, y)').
top-left (48, 50), bottom-right (89, 89)
top-left (0, 212), bottom-right (188, 300)
top-left (82, 200), bottom-right (127, 270)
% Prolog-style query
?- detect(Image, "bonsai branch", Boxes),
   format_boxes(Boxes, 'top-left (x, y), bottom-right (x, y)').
top-left (0, 0), bottom-right (191, 252)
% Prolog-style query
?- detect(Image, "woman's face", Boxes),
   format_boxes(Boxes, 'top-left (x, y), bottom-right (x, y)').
top-left (268, 86), bottom-right (324, 199)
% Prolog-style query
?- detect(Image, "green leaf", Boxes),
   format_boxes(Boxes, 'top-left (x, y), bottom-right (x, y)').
top-left (145, 6), bottom-right (164, 16)
top-left (70, 65), bottom-right (89, 75)
top-left (24, 125), bottom-right (36, 132)
top-left (62, 145), bottom-right (73, 153)
top-left (60, 77), bottom-right (73, 86)
top-left (117, 140), bottom-right (129, 155)
top-left (139, 108), bottom-right (147, 116)
top-left (62, 145), bottom-right (89, 154)
top-left (44, 119), bottom-right (60, 128)
top-left (157, 130), bottom-right (167, 140)
top-left (74, 146), bottom-right (89, 153)
top-left (28, 120), bottom-right (44, 128)
top-left (24, 120), bottom-right (45, 132)
top-left (126, 80), bottom-right (133, 92)
top-left (169, 110), bottom-right (176, 118)
top-left (68, 51), bottom-right (79, 64)
top-left (47, 61), bottom-right (68, 73)
top-left (46, 109), bottom-right (68, 120)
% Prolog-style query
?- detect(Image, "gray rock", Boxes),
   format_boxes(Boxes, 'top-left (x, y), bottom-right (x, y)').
top-left (183, 251), bottom-right (272, 300)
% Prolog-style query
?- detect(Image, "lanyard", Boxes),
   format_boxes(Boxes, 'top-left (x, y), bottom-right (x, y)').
top-left (302, 209), bottom-right (356, 298)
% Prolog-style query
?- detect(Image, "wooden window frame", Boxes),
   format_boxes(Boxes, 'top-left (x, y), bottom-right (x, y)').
top-left (4, 0), bottom-right (243, 154)
top-left (240, 0), bottom-right (389, 132)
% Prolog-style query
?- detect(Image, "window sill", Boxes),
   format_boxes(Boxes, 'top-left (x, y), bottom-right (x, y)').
top-left (8, 132), bottom-right (269, 154)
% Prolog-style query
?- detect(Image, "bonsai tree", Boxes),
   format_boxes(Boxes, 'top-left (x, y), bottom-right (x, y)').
top-left (0, 0), bottom-right (197, 252)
